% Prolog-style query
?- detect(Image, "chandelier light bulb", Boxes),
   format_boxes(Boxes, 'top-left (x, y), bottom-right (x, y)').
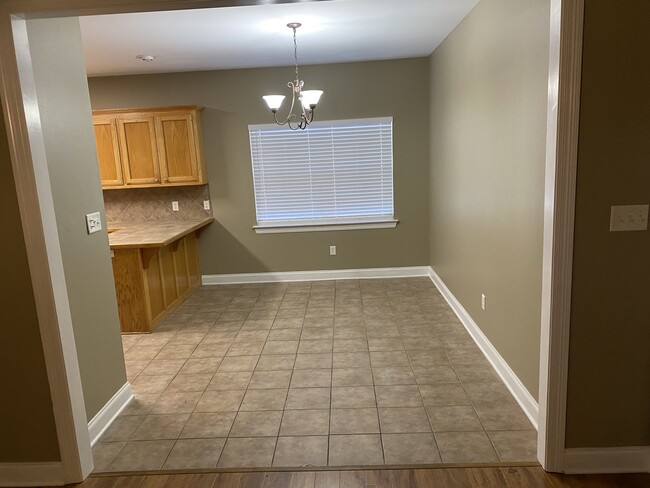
top-left (300, 90), bottom-right (323, 110)
top-left (263, 95), bottom-right (286, 112)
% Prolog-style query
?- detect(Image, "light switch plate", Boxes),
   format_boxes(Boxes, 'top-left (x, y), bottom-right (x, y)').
top-left (610, 204), bottom-right (649, 232)
top-left (86, 212), bottom-right (102, 234)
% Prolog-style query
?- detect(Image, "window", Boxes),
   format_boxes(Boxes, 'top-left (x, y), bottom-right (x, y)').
top-left (248, 117), bottom-right (397, 233)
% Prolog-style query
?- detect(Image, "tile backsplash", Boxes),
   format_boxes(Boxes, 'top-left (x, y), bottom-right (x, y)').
top-left (104, 185), bottom-right (213, 223)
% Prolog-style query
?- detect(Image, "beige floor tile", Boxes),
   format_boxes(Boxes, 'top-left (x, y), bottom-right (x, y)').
top-left (162, 438), bottom-right (226, 469)
top-left (279, 409), bottom-right (329, 436)
top-left (207, 371), bottom-right (252, 391)
top-left (290, 369), bottom-right (332, 388)
top-left (300, 328), bottom-right (334, 340)
top-left (179, 357), bottom-right (222, 375)
top-left (408, 350), bottom-right (450, 368)
top-left (462, 381), bottom-right (516, 404)
top-left (180, 412), bottom-right (236, 438)
top-left (272, 317), bottom-right (305, 328)
top-left (218, 355), bottom-right (259, 372)
top-left (106, 440), bottom-right (174, 471)
top-left (263, 341), bottom-right (300, 355)
top-left (328, 434), bottom-right (384, 466)
top-left (234, 330), bottom-right (270, 342)
top-left (487, 430), bottom-right (538, 462)
top-left (333, 339), bottom-right (369, 352)
top-left (445, 346), bottom-right (488, 365)
top-left (331, 386), bottom-right (376, 408)
top-left (333, 327), bottom-right (367, 339)
top-left (373, 367), bottom-right (416, 385)
top-left (332, 352), bottom-right (371, 369)
top-left (412, 365), bottom-right (459, 385)
top-left (297, 340), bottom-right (333, 354)
top-left (435, 431), bottom-right (499, 463)
top-left (218, 437), bottom-right (276, 467)
top-left (370, 351), bottom-right (410, 368)
top-left (124, 360), bottom-right (150, 379)
top-left (332, 368), bottom-right (373, 387)
top-left (294, 353), bottom-right (333, 370)
top-left (375, 385), bottom-right (423, 407)
top-left (92, 442), bottom-right (125, 472)
top-left (124, 346), bottom-right (163, 361)
top-left (130, 414), bottom-right (189, 440)
top-left (285, 388), bottom-right (331, 410)
top-left (379, 407), bottom-right (431, 434)
top-left (230, 410), bottom-right (283, 437)
top-left (454, 363), bottom-right (499, 383)
top-left (473, 402), bottom-right (534, 430)
top-left (426, 405), bottom-right (483, 432)
top-left (150, 391), bottom-right (202, 414)
top-left (195, 390), bottom-right (246, 412)
top-left (140, 359), bottom-right (185, 376)
top-left (156, 343), bottom-right (197, 360)
top-left (419, 384), bottom-right (471, 406)
top-left (130, 374), bottom-right (174, 394)
top-left (166, 374), bottom-right (212, 393)
top-left (273, 436), bottom-right (328, 467)
top-left (256, 354), bottom-right (296, 371)
top-left (227, 341), bottom-right (265, 356)
top-left (330, 408), bottom-right (380, 434)
top-left (268, 328), bottom-right (303, 341)
top-left (240, 388), bottom-right (288, 411)
top-left (367, 338), bottom-right (405, 352)
top-left (191, 344), bottom-right (230, 359)
top-left (248, 370), bottom-right (292, 389)
top-left (100, 415), bottom-right (144, 442)
top-left (382, 433), bottom-right (441, 465)
top-left (119, 394), bottom-right (160, 416)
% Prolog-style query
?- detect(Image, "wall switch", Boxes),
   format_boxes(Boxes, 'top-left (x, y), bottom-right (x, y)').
top-left (85, 212), bottom-right (102, 234)
top-left (203, 200), bottom-right (211, 210)
top-left (609, 204), bottom-right (649, 231)
top-left (330, 245), bottom-right (337, 256)
top-left (481, 294), bottom-right (487, 310)
top-left (172, 201), bottom-right (179, 212)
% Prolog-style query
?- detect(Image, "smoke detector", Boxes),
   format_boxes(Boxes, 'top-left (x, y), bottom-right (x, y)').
top-left (135, 54), bottom-right (156, 62)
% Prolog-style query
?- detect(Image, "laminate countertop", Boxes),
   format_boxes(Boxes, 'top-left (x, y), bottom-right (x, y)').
top-left (108, 218), bottom-right (214, 249)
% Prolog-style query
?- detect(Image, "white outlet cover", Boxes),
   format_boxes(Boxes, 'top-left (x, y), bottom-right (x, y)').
top-left (172, 201), bottom-right (179, 211)
top-left (610, 204), bottom-right (649, 232)
top-left (85, 212), bottom-right (102, 234)
top-left (203, 200), bottom-right (211, 210)
top-left (329, 245), bottom-right (337, 256)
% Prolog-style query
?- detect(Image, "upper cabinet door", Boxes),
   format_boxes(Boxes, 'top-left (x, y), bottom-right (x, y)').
top-left (155, 113), bottom-right (201, 184)
top-left (93, 118), bottom-right (123, 187)
top-left (117, 115), bottom-right (160, 185)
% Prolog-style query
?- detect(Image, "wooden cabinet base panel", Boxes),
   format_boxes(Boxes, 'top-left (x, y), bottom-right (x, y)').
top-left (112, 230), bottom-right (202, 334)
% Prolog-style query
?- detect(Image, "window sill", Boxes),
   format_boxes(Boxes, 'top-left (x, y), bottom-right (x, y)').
top-left (253, 219), bottom-right (399, 234)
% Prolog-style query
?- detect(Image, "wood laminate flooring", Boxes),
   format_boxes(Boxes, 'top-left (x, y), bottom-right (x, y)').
top-left (70, 467), bottom-right (650, 488)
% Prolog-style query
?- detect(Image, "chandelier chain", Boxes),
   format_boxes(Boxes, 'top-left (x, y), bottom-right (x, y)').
top-left (293, 26), bottom-right (299, 82)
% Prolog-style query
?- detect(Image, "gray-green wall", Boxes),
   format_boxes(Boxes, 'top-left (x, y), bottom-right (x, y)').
top-left (566, 0), bottom-right (650, 448)
top-left (428, 0), bottom-right (550, 399)
top-left (0, 103), bottom-right (60, 463)
top-left (26, 17), bottom-right (127, 420)
top-left (88, 58), bottom-right (430, 274)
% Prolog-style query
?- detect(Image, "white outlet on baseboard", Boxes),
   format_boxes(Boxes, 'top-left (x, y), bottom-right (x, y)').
top-left (172, 201), bottom-right (179, 212)
top-left (330, 245), bottom-right (337, 256)
top-left (481, 294), bottom-right (486, 310)
top-left (203, 200), bottom-right (211, 210)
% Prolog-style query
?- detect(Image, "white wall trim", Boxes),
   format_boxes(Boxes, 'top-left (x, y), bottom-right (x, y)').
top-left (203, 266), bottom-right (432, 285)
top-left (0, 462), bottom-right (65, 487)
top-left (427, 267), bottom-right (539, 429)
top-left (537, 0), bottom-right (585, 473)
top-left (88, 382), bottom-right (133, 446)
top-left (564, 447), bottom-right (650, 474)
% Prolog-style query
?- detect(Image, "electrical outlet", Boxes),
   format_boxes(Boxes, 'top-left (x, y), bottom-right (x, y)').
top-left (609, 204), bottom-right (649, 231)
top-left (172, 201), bottom-right (179, 212)
top-left (85, 212), bottom-right (102, 234)
top-left (481, 294), bottom-right (486, 310)
top-left (203, 200), bottom-right (211, 210)
top-left (330, 245), bottom-right (337, 256)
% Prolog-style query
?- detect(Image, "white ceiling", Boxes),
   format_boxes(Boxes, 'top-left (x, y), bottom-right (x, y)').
top-left (80, 0), bottom-right (479, 77)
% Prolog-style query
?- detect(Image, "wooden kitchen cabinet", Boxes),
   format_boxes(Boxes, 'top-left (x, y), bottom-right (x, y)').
top-left (111, 231), bottom-right (203, 333)
top-left (92, 106), bottom-right (206, 189)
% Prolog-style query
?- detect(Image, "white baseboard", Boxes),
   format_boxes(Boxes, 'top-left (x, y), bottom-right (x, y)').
top-left (202, 266), bottom-right (431, 285)
top-left (88, 382), bottom-right (133, 446)
top-left (564, 447), bottom-right (650, 474)
top-left (427, 267), bottom-right (540, 429)
top-left (0, 462), bottom-right (65, 487)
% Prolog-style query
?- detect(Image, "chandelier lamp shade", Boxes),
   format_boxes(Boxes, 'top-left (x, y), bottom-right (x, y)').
top-left (262, 23), bottom-right (323, 130)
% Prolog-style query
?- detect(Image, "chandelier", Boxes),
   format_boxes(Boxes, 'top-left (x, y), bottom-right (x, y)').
top-left (262, 23), bottom-right (323, 130)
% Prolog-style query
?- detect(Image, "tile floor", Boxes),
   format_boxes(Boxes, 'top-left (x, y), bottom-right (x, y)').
top-left (93, 278), bottom-right (537, 472)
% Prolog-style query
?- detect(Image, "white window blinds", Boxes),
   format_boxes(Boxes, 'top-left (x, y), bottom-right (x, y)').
top-left (248, 117), bottom-right (394, 227)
